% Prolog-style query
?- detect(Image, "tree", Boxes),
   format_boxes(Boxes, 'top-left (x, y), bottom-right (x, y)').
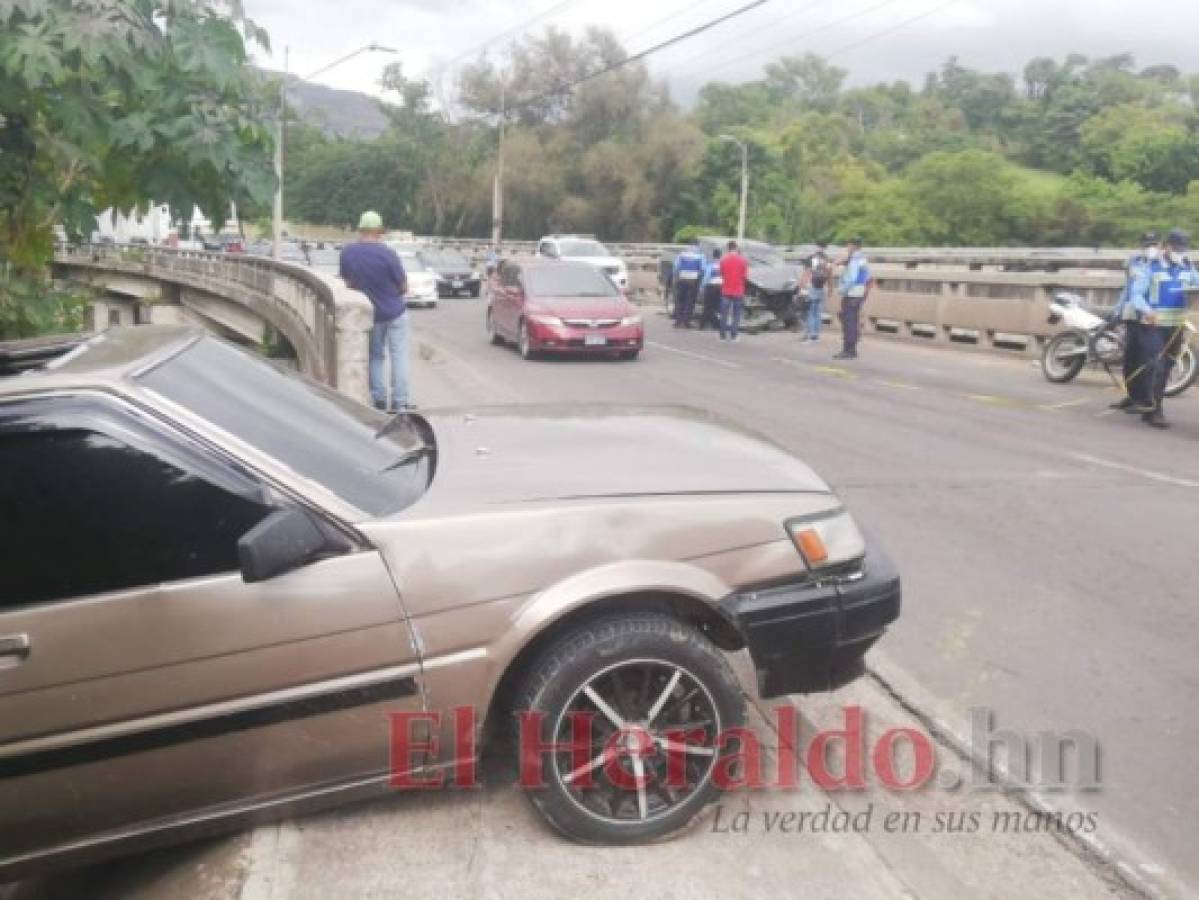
top-left (0, 0), bottom-right (276, 337)
top-left (1080, 104), bottom-right (1199, 194)
top-left (763, 54), bottom-right (847, 113)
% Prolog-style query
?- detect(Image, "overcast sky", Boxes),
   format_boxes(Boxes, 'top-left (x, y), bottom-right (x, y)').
top-left (244, 0), bottom-right (1199, 106)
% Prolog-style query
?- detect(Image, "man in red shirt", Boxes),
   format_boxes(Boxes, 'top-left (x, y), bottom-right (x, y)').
top-left (718, 240), bottom-right (749, 342)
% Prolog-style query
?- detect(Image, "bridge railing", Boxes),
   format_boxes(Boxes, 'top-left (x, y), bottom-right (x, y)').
top-left (55, 244), bottom-right (374, 401)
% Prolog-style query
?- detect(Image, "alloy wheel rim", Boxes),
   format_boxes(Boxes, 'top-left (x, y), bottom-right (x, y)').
top-left (550, 658), bottom-right (722, 825)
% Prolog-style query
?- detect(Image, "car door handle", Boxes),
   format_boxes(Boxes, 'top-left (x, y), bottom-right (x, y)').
top-left (0, 634), bottom-right (31, 659)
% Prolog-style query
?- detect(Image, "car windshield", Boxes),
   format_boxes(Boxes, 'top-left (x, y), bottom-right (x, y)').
top-left (525, 266), bottom-right (620, 297)
top-left (399, 254), bottom-right (427, 272)
top-left (138, 337), bottom-right (433, 518)
top-left (424, 250), bottom-right (470, 269)
top-left (558, 240), bottom-right (610, 258)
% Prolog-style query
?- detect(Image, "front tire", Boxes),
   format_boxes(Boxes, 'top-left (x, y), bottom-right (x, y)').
top-left (518, 320), bottom-right (537, 360)
top-left (1166, 341), bottom-right (1198, 397)
top-left (1042, 330), bottom-right (1088, 383)
top-left (515, 613), bottom-right (745, 845)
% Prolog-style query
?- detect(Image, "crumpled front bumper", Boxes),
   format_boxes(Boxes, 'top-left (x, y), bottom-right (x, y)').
top-left (719, 545), bottom-right (901, 699)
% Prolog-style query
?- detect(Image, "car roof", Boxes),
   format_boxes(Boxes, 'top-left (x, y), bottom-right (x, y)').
top-left (507, 258), bottom-right (599, 272)
top-left (0, 325), bottom-right (200, 396)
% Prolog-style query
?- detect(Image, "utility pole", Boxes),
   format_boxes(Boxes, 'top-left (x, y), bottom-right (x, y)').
top-left (718, 134), bottom-right (749, 243)
top-left (272, 46), bottom-right (288, 260)
top-left (491, 76), bottom-right (506, 250)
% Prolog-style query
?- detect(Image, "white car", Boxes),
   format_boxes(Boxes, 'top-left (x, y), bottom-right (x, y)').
top-left (536, 235), bottom-right (628, 289)
top-left (387, 244), bottom-right (439, 308)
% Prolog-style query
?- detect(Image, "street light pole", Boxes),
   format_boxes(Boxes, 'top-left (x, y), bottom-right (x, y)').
top-left (491, 76), bottom-right (506, 250)
top-left (272, 43), bottom-right (397, 259)
top-left (718, 134), bottom-right (748, 243)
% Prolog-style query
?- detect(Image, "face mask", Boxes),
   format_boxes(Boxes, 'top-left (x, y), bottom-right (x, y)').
top-left (1144, 246), bottom-right (1160, 261)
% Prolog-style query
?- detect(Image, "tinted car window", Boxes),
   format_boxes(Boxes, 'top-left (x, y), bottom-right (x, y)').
top-left (0, 429), bottom-right (272, 607)
top-left (525, 266), bottom-right (620, 297)
top-left (139, 337), bottom-right (433, 517)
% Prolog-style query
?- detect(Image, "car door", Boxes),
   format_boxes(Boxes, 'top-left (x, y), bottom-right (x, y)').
top-left (0, 393), bottom-right (424, 875)
top-left (498, 263), bottom-right (522, 337)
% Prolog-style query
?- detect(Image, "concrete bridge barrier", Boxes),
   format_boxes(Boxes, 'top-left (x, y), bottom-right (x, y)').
top-left (54, 245), bottom-right (374, 403)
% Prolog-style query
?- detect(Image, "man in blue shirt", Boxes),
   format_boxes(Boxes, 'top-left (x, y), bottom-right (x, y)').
top-left (339, 211), bottom-right (411, 412)
top-left (1126, 229), bottom-right (1199, 428)
top-left (835, 238), bottom-right (872, 360)
top-left (1110, 231), bottom-right (1159, 412)
top-left (671, 239), bottom-right (706, 328)
top-left (698, 247), bottom-right (723, 330)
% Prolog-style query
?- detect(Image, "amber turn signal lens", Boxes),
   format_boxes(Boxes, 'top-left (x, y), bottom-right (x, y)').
top-left (793, 528), bottom-right (829, 565)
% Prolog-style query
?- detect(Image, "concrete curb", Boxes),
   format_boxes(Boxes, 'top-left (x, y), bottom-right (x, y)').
top-left (864, 650), bottom-right (1183, 899)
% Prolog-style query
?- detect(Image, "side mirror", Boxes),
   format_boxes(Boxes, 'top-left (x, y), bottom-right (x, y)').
top-left (238, 508), bottom-right (334, 583)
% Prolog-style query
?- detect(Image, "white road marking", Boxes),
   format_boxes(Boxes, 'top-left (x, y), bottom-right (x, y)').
top-left (647, 341), bottom-right (740, 369)
top-left (1070, 452), bottom-right (1199, 489)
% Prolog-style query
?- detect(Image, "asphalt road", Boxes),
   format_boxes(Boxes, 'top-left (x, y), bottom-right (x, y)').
top-left (403, 296), bottom-right (1198, 894)
top-left (8, 296), bottom-right (1195, 899)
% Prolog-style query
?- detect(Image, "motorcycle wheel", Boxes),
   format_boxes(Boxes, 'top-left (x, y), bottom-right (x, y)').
top-left (1165, 342), bottom-right (1198, 398)
top-left (1042, 330), bottom-right (1088, 383)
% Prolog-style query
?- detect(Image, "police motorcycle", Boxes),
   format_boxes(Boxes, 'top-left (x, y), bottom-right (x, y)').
top-left (1042, 291), bottom-right (1198, 397)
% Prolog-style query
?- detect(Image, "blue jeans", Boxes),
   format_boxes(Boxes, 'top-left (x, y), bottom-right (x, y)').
top-left (369, 315), bottom-right (410, 409)
top-left (806, 290), bottom-right (826, 338)
top-left (720, 295), bottom-right (743, 339)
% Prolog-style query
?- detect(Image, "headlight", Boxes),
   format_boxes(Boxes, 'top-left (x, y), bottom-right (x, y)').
top-left (527, 314), bottom-right (563, 327)
top-left (621, 315), bottom-right (642, 327)
top-left (786, 511), bottom-right (865, 570)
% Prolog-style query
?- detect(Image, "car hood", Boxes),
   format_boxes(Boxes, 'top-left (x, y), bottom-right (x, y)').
top-left (529, 298), bottom-right (634, 319)
top-left (432, 266), bottom-right (475, 278)
top-left (393, 405), bottom-right (832, 514)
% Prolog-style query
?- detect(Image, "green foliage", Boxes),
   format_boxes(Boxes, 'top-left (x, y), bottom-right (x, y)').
top-left (0, 271), bottom-right (89, 338)
top-left (0, 0), bottom-right (275, 337)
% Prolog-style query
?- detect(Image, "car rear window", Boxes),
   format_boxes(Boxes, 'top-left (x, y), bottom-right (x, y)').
top-left (525, 266), bottom-right (620, 297)
top-left (139, 337), bottom-right (433, 518)
top-left (558, 240), bottom-right (609, 257)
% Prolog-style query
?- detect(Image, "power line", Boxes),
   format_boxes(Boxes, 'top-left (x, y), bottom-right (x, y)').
top-left (663, 0), bottom-right (906, 83)
top-left (506, 0), bottom-right (770, 116)
top-left (430, 0), bottom-right (585, 76)
top-left (615, 0), bottom-right (731, 51)
top-left (647, 0), bottom-right (828, 72)
top-left (824, 0), bottom-right (962, 59)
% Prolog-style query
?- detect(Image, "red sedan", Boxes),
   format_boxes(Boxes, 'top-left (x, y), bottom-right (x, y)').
top-left (487, 259), bottom-right (644, 360)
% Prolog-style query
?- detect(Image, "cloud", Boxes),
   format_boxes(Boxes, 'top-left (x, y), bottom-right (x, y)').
top-left (244, 0), bottom-right (1199, 104)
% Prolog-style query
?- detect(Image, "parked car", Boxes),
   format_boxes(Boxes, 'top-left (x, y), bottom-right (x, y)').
top-left (536, 234), bottom-right (629, 289)
top-left (0, 325), bottom-right (900, 878)
top-left (420, 248), bottom-right (482, 298)
top-left (660, 237), bottom-right (801, 331)
top-left (487, 259), bottom-right (644, 360)
top-left (387, 243), bottom-right (439, 308)
top-left (201, 233), bottom-right (244, 254)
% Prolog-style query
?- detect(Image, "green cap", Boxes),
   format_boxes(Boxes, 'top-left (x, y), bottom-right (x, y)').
top-left (358, 210), bottom-right (383, 231)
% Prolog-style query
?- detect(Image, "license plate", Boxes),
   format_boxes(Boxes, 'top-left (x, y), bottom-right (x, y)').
top-left (584, 334), bottom-right (607, 347)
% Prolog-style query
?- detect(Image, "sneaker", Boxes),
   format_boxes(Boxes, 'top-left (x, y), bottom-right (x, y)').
top-left (719, 335), bottom-right (728, 341)
top-left (731, 335), bottom-right (740, 343)
top-left (833, 351), bottom-right (854, 360)
top-left (1142, 409), bottom-right (1170, 429)
top-left (1110, 397), bottom-right (1135, 410)
top-left (1124, 402), bottom-right (1154, 414)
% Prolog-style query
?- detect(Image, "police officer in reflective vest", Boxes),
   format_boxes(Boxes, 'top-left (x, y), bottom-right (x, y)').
top-left (1126, 229), bottom-right (1199, 429)
top-left (1110, 231), bottom-right (1160, 412)
top-left (672, 239), bottom-right (706, 328)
